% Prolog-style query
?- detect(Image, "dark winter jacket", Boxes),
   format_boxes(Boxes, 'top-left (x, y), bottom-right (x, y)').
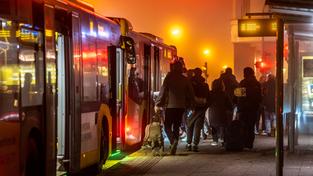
top-left (221, 73), bottom-right (239, 106)
top-left (263, 76), bottom-right (276, 113)
top-left (156, 71), bottom-right (195, 108)
top-left (209, 79), bottom-right (233, 127)
top-left (191, 75), bottom-right (210, 108)
top-left (237, 76), bottom-right (262, 112)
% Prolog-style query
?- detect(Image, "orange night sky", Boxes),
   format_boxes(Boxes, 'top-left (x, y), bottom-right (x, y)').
top-left (85, 0), bottom-right (234, 82)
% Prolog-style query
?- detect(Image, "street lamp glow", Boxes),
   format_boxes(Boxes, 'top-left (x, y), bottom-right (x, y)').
top-left (172, 29), bottom-right (181, 36)
top-left (203, 49), bottom-right (211, 57)
top-left (170, 24), bottom-right (183, 37)
top-left (223, 65), bottom-right (228, 69)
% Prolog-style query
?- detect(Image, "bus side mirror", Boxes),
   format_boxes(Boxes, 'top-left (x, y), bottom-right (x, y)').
top-left (121, 36), bottom-right (136, 64)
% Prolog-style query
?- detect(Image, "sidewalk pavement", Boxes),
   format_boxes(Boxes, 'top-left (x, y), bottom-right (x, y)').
top-left (102, 135), bottom-right (313, 176)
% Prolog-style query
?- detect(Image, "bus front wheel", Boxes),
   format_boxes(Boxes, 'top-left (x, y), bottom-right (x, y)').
top-left (99, 118), bottom-right (109, 171)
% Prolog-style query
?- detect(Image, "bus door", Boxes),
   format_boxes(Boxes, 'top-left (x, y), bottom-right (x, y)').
top-left (149, 46), bottom-right (160, 122)
top-left (70, 12), bottom-right (81, 173)
top-left (153, 46), bottom-right (160, 91)
top-left (55, 20), bottom-right (68, 173)
top-left (109, 46), bottom-right (124, 150)
top-left (143, 44), bottom-right (151, 136)
top-left (44, 4), bottom-right (57, 176)
top-left (54, 8), bottom-right (81, 173)
top-left (56, 31), bottom-right (67, 165)
top-left (19, 28), bottom-right (45, 176)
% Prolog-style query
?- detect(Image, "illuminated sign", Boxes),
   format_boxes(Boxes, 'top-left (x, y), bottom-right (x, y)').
top-left (266, 0), bottom-right (313, 9)
top-left (238, 19), bottom-right (277, 37)
top-left (0, 20), bottom-right (12, 38)
top-left (16, 28), bottom-right (40, 43)
top-left (45, 29), bottom-right (53, 37)
top-left (89, 20), bottom-right (96, 37)
top-left (0, 30), bottom-right (10, 38)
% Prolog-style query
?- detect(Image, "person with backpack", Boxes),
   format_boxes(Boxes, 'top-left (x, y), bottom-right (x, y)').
top-left (186, 68), bottom-right (209, 152)
top-left (237, 67), bottom-right (262, 149)
top-left (155, 61), bottom-right (195, 155)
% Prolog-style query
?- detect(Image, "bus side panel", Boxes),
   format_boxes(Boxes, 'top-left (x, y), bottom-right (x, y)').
top-left (80, 112), bottom-right (99, 168)
top-left (0, 19), bottom-right (20, 176)
top-left (79, 12), bottom-right (99, 169)
top-left (0, 122), bottom-right (19, 176)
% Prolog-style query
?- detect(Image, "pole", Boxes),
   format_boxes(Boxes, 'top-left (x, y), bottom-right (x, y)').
top-left (276, 17), bottom-right (284, 176)
top-left (287, 26), bottom-right (295, 153)
top-left (204, 62), bottom-right (208, 82)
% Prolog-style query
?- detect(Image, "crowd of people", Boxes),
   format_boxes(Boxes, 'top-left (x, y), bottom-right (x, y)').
top-left (155, 58), bottom-right (276, 155)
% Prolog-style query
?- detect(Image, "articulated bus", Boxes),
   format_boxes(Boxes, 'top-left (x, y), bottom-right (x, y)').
top-left (0, 0), bottom-right (176, 175)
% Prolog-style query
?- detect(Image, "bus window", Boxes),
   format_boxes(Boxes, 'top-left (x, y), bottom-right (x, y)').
top-left (20, 47), bottom-right (44, 107)
top-left (121, 36), bottom-right (136, 64)
top-left (0, 19), bottom-right (19, 176)
top-left (97, 40), bottom-right (109, 103)
top-left (0, 22), bottom-right (19, 117)
top-left (82, 36), bottom-right (97, 102)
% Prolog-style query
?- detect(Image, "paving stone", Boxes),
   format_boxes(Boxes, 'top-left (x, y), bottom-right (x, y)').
top-left (103, 136), bottom-right (313, 176)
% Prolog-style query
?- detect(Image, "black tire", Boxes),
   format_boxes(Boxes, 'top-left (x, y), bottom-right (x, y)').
top-left (99, 119), bottom-right (109, 171)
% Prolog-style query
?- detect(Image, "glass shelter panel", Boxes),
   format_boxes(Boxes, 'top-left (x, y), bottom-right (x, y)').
top-left (285, 23), bottom-right (313, 153)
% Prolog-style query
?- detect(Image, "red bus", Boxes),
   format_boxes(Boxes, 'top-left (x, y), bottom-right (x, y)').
top-left (0, 0), bottom-right (176, 175)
